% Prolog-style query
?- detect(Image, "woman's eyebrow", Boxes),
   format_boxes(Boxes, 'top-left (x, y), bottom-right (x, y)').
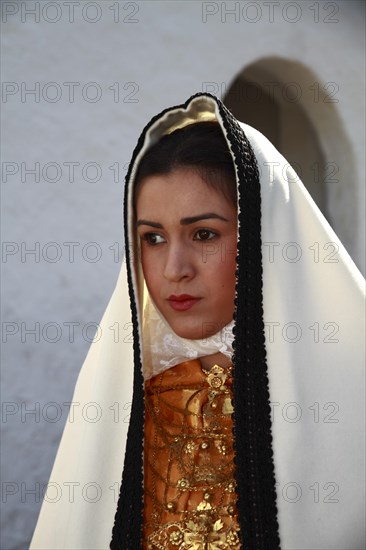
top-left (136, 213), bottom-right (229, 229)
top-left (180, 213), bottom-right (229, 225)
top-left (136, 220), bottom-right (163, 228)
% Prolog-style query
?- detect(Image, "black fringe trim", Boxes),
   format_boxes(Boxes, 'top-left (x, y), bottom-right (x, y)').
top-left (110, 92), bottom-right (280, 549)
top-left (217, 101), bottom-right (280, 549)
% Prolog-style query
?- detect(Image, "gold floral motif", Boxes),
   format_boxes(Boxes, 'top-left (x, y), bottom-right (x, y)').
top-left (183, 527), bottom-right (227, 550)
top-left (217, 441), bottom-right (230, 456)
top-left (148, 511), bottom-right (240, 550)
top-left (196, 501), bottom-right (212, 512)
top-left (226, 530), bottom-right (240, 546)
top-left (227, 504), bottom-right (236, 516)
top-left (169, 529), bottom-right (183, 545)
top-left (184, 441), bottom-right (196, 455)
top-left (177, 478), bottom-right (189, 489)
top-left (148, 515), bottom-right (240, 550)
top-left (207, 365), bottom-right (228, 391)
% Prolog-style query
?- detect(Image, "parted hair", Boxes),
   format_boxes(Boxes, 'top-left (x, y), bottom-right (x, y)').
top-left (133, 121), bottom-right (237, 207)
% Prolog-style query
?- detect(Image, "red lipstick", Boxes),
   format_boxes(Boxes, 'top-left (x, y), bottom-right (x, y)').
top-left (168, 294), bottom-right (201, 312)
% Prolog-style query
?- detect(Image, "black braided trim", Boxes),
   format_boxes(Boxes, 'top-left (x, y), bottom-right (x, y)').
top-left (216, 99), bottom-right (280, 549)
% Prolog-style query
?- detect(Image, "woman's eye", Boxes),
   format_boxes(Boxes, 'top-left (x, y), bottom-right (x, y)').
top-left (194, 229), bottom-right (216, 241)
top-left (143, 233), bottom-right (165, 245)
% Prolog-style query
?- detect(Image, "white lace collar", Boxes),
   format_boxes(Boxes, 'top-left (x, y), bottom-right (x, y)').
top-left (142, 297), bottom-right (234, 380)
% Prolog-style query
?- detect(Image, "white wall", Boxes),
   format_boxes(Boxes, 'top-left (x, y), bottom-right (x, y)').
top-left (1, 1), bottom-right (364, 548)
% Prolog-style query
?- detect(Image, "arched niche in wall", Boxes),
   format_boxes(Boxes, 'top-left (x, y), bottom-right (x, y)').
top-left (223, 57), bottom-right (358, 263)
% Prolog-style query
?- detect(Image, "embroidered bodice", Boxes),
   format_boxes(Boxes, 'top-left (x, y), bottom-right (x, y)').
top-left (143, 359), bottom-right (240, 549)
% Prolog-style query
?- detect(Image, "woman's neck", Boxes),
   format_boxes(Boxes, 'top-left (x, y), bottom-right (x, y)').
top-left (199, 352), bottom-right (232, 371)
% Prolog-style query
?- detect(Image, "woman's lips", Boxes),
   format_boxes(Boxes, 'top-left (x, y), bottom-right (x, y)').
top-left (167, 294), bottom-right (202, 312)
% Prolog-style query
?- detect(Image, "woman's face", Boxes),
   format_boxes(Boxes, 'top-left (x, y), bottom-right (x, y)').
top-left (136, 168), bottom-right (237, 340)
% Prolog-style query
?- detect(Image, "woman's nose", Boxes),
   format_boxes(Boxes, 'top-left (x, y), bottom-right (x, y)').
top-left (163, 244), bottom-right (195, 282)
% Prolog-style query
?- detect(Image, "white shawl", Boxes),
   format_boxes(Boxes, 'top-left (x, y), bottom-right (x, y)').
top-left (30, 95), bottom-right (365, 549)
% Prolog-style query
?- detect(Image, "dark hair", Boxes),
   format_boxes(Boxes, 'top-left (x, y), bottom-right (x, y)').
top-left (133, 121), bottom-right (237, 206)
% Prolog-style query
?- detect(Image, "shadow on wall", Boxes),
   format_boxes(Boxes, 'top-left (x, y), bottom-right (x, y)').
top-left (222, 56), bottom-right (359, 268)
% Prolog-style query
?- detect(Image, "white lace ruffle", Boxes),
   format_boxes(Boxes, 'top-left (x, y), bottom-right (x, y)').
top-left (142, 298), bottom-right (234, 380)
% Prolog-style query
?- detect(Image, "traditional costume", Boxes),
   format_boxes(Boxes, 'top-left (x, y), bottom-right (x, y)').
top-left (31, 93), bottom-right (365, 549)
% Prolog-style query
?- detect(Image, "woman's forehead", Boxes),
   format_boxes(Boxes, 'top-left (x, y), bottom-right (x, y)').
top-left (136, 168), bottom-right (236, 214)
top-left (136, 167), bottom-right (237, 211)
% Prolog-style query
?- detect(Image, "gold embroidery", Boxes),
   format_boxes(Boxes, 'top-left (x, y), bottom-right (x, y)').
top-left (207, 364), bottom-right (227, 390)
top-left (143, 360), bottom-right (240, 549)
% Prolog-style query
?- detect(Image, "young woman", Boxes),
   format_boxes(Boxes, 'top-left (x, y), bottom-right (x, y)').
top-left (31, 93), bottom-right (365, 549)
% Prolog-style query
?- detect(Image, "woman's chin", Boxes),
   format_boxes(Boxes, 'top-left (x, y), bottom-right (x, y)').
top-left (170, 320), bottom-right (225, 341)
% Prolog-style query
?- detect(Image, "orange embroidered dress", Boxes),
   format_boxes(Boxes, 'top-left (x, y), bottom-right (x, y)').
top-left (143, 359), bottom-right (240, 549)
